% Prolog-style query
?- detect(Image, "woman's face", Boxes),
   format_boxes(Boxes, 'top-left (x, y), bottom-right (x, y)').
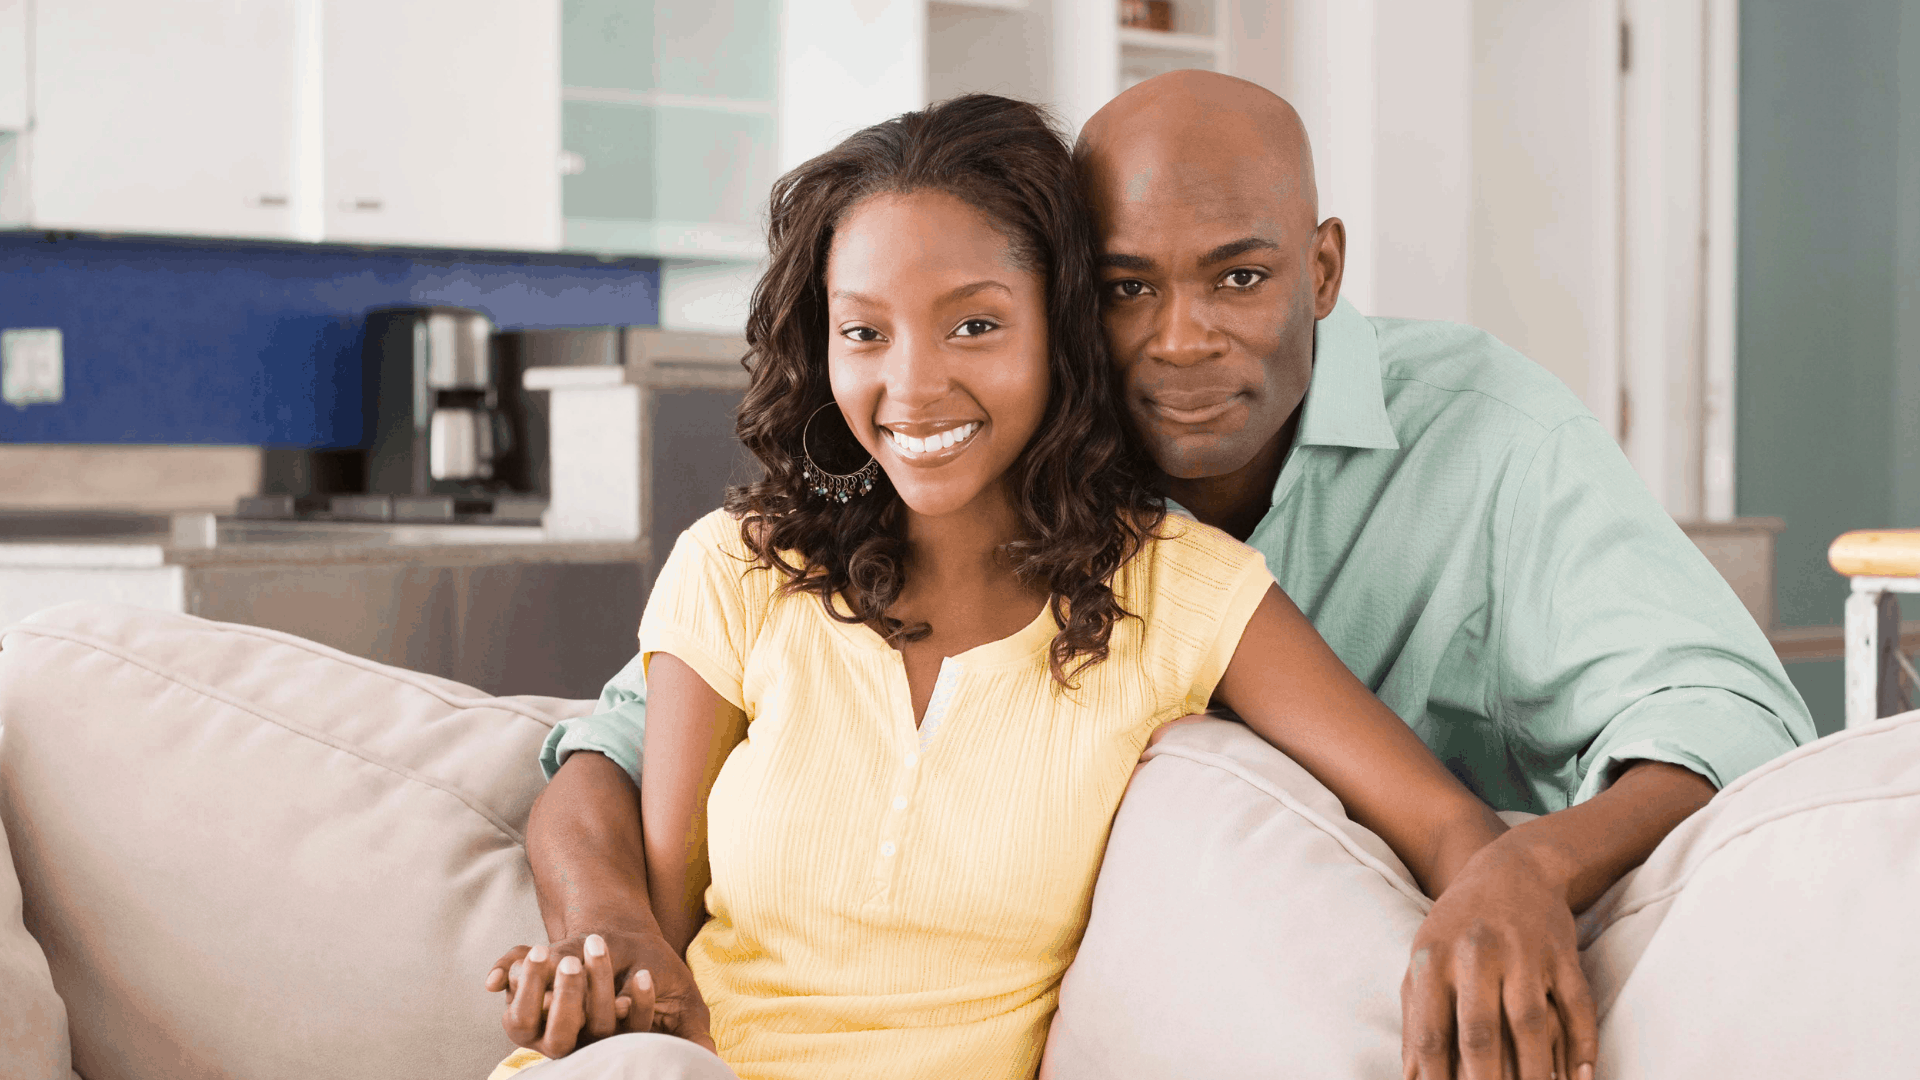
top-left (824, 188), bottom-right (1051, 521)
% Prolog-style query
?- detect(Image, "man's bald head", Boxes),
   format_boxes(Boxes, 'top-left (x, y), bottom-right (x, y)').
top-left (1078, 70), bottom-right (1318, 235)
top-left (1076, 71), bottom-right (1345, 530)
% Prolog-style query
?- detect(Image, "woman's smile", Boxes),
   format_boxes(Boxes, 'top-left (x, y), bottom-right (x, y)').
top-left (879, 420), bottom-right (983, 464)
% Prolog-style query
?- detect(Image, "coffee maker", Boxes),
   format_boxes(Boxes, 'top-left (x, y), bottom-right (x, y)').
top-left (362, 305), bottom-right (504, 492)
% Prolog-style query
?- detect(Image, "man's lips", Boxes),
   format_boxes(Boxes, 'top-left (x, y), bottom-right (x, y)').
top-left (1143, 390), bottom-right (1247, 426)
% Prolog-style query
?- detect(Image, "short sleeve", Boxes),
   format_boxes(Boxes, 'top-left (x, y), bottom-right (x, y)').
top-left (1133, 518), bottom-right (1277, 719)
top-left (637, 510), bottom-right (766, 711)
top-left (538, 651), bottom-right (648, 785)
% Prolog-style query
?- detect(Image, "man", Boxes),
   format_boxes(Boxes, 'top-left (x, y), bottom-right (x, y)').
top-left (500, 73), bottom-right (1811, 1078)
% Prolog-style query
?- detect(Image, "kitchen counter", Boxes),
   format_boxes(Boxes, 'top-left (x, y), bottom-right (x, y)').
top-left (0, 512), bottom-right (649, 568)
top-left (0, 511), bottom-right (654, 697)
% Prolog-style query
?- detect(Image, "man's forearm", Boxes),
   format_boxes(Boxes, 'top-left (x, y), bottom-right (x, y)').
top-left (1499, 760), bottom-right (1716, 913)
top-left (526, 751), bottom-right (659, 943)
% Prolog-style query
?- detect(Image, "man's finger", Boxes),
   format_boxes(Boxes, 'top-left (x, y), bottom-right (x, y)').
top-left (623, 968), bottom-right (657, 1035)
top-left (542, 954), bottom-right (588, 1058)
top-left (581, 934), bottom-right (618, 1042)
top-left (503, 945), bottom-right (554, 1046)
top-left (1501, 977), bottom-right (1559, 1080)
top-left (1402, 949), bottom-right (1455, 1079)
top-left (1551, 959), bottom-right (1600, 1080)
top-left (1453, 957), bottom-right (1507, 1080)
top-left (485, 945), bottom-right (531, 992)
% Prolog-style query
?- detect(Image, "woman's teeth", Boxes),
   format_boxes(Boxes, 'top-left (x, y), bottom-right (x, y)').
top-left (883, 422), bottom-right (979, 456)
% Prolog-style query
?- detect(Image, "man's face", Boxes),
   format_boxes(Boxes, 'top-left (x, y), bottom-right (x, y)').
top-left (1087, 151), bottom-right (1337, 482)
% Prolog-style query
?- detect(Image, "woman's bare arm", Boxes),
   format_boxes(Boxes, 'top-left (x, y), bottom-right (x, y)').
top-left (1212, 585), bottom-right (1506, 896)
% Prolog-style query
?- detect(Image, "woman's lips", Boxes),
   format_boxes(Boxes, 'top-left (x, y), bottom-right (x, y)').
top-left (879, 421), bottom-right (982, 465)
top-left (1145, 392), bottom-right (1245, 426)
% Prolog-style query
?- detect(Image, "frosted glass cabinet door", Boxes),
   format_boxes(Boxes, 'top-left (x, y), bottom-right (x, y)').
top-left (30, 0), bottom-right (304, 239)
top-left (324, 0), bottom-right (562, 250)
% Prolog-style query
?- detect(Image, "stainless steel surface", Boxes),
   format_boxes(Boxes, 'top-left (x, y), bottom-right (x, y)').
top-left (422, 307), bottom-right (493, 390)
top-left (429, 407), bottom-right (486, 480)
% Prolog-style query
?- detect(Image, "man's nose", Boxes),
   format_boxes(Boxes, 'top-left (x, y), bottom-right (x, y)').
top-left (1146, 289), bottom-right (1226, 368)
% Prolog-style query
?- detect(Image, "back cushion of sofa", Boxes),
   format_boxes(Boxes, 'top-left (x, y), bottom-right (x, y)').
top-left (0, 793), bottom-right (71, 1080)
top-left (0, 602), bottom-right (602, 1080)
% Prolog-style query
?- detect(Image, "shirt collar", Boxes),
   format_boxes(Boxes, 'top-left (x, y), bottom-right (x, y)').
top-left (1294, 297), bottom-right (1401, 452)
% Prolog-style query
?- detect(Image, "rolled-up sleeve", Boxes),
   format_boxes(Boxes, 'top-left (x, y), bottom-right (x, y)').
top-left (539, 650), bottom-right (649, 787)
top-left (1491, 417), bottom-right (1813, 807)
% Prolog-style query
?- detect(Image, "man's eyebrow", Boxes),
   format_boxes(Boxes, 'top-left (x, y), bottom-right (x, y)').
top-left (1098, 253), bottom-right (1155, 271)
top-left (1201, 237), bottom-right (1281, 264)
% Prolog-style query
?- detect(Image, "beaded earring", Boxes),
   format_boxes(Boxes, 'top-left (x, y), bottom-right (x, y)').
top-left (800, 402), bottom-right (879, 503)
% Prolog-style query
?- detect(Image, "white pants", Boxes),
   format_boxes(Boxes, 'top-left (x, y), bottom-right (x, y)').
top-left (521, 1034), bottom-right (738, 1079)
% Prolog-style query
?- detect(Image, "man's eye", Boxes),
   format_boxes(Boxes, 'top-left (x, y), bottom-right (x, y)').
top-left (953, 319), bottom-right (998, 338)
top-left (1108, 280), bottom-right (1148, 299)
top-left (1222, 269), bottom-right (1266, 289)
top-left (842, 326), bottom-right (882, 343)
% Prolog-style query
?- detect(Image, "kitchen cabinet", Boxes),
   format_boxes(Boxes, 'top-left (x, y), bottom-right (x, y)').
top-left (323, 0), bottom-right (561, 250)
top-left (28, 0), bottom-right (311, 240)
top-left (560, 0), bottom-right (777, 258)
top-left (0, 0), bottom-right (25, 132)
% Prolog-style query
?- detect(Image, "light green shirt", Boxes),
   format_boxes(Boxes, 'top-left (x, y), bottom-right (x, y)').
top-left (543, 300), bottom-right (1813, 813)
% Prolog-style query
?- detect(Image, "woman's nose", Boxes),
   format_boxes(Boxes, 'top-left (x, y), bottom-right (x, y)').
top-left (882, 331), bottom-right (952, 407)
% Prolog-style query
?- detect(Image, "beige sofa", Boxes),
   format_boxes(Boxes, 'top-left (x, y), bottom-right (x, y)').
top-left (2, 602), bottom-right (1917, 1080)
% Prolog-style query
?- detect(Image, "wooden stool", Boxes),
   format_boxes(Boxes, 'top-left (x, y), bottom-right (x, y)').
top-left (1829, 530), bottom-right (1920, 726)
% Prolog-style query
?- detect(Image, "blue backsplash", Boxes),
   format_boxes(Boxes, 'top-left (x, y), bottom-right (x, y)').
top-left (0, 233), bottom-right (659, 447)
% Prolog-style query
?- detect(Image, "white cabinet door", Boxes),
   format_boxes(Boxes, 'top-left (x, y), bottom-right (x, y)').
top-left (0, 0), bottom-right (26, 131)
top-left (323, 0), bottom-right (560, 250)
top-left (30, 0), bottom-right (306, 239)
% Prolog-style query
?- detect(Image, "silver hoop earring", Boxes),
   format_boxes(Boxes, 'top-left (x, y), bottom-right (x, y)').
top-left (801, 402), bottom-right (879, 503)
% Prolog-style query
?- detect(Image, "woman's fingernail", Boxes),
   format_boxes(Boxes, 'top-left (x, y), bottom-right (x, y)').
top-left (636, 968), bottom-right (653, 991)
top-left (585, 934), bottom-right (607, 958)
top-left (1578, 1065), bottom-right (1594, 1080)
top-left (527, 945), bottom-right (548, 964)
top-left (558, 955), bottom-right (582, 975)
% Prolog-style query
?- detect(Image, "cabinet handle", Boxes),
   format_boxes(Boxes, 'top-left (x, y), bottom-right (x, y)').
top-left (559, 151), bottom-right (586, 176)
top-left (339, 197), bottom-right (384, 212)
top-left (250, 194), bottom-right (290, 208)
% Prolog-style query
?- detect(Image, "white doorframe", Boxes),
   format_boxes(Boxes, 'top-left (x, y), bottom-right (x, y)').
top-left (1701, 0), bottom-right (1740, 522)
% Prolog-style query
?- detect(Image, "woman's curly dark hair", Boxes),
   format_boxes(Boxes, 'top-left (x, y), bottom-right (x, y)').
top-left (723, 93), bottom-right (1164, 686)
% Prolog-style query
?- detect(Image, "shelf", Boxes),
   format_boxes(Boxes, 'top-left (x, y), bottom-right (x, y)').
top-left (1118, 27), bottom-right (1224, 58)
top-left (561, 87), bottom-right (776, 117)
top-left (563, 217), bottom-right (766, 261)
top-left (929, 0), bottom-right (1029, 11)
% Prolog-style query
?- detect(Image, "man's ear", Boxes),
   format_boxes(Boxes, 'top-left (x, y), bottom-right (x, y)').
top-left (1311, 217), bottom-right (1345, 319)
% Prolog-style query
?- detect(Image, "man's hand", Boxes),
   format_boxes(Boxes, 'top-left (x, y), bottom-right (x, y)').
top-left (1400, 842), bottom-right (1596, 1080)
top-left (485, 930), bottom-right (714, 1059)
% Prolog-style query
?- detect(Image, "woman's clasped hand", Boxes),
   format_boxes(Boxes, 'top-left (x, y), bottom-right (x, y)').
top-left (484, 930), bottom-right (713, 1059)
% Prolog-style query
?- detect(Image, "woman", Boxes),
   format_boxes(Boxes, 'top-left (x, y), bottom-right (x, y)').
top-left (486, 95), bottom-right (1553, 1079)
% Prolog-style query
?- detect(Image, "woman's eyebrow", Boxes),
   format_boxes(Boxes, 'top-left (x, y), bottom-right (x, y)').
top-left (938, 280), bottom-right (1014, 304)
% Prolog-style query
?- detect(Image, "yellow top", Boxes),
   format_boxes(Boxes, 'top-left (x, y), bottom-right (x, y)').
top-left (639, 508), bottom-right (1273, 1080)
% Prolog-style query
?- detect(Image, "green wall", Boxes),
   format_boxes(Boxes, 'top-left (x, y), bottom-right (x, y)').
top-left (1739, 1), bottom-right (1920, 734)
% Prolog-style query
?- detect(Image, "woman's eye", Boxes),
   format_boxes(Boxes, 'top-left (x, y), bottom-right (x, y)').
top-left (1222, 269), bottom-right (1266, 289)
top-left (1108, 279), bottom-right (1149, 299)
top-left (953, 319), bottom-right (998, 338)
top-left (842, 326), bottom-right (882, 343)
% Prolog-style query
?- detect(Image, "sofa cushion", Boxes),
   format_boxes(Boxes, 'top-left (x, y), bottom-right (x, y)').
top-left (0, 602), bottom-right (600, 1080)
top-left (1046, 712), bottom-right (1920, 1080)
top-left (1041, 718), bottom-right (1429, 1079)
top-left (0, 784), bottom-right (71, 1080)
top-left (1580, 707), bottom-right (1920, 1079)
